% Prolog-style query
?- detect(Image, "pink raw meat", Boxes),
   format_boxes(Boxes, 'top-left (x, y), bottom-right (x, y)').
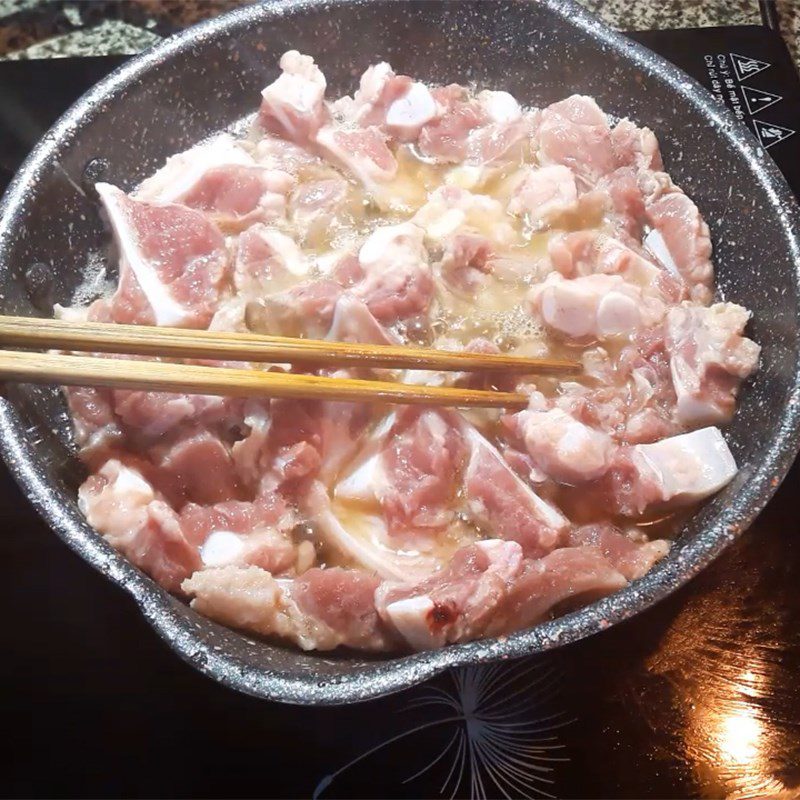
top-left (234, 224), bottom-right (308, 295)
top-left (566, 523), bottom-right (669, 581)
top-left (153, 428), bottom-right (242, 506)
top-left (97, 183), bottom-right (229, 328)
top-left (79, 459), bottom-right (200, 591)
top-left (484, 546), bottom-right (627, 636)
top-left (376, 539), bottom-right (525, 649)
top-left (378, 408), bottom-right (467, 535)
top-left (353, 222), bottom-right (434, 322)
top-left (438, 233), bottom-right (494, 295)
top-left (462, 424), bottom-right (568, 557)
top-left (315, 125), bottom-right (397, 187)
top-left (536, 95), bottom-right (617, 186)
top-left (183, 564), bottom-right (393, 650)
top-left (666, 303), bottom-right (760, 426)
top-left (259, 50), bottom-right (328, 144)
top-left (418, 84), bottom-right (486, 162)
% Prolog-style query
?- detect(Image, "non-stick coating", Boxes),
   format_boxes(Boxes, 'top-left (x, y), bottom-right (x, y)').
top-left (0, 0), bottom-right (798, 704)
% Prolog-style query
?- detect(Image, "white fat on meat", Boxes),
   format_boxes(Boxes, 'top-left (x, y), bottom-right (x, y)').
top-left (359, 221), bottom-right (425, 268)
top-left (507, 165), bottom-right (579, 228)
top-left (306, 480), bottom-right (441, 581)
top-left (182, 565), bottom-right (389, 651)
top-left (347, 61), bottom-right (394, 114)
top-left (353, 222), bottom-right (433, 322)
top-left (234, 224), bottom-right (308, 295)
top-left (315, 124), bottom-right (397, 189)
top-left (631, 427), bottom-right (737, 507)
top-left (667, 302), bottom-right (761, 426)
top-left (412, 186), bottom-right (516, 246)
top-left (477, 90), bottom-right (522, 124)
top-left (260, 50), bottom-right (328, 143)
top-left (461, 422), bottom-right (568, 556)
top-left (385, 82), bottom-right (438, 140)
top-left (514, 405), bottom-right (615, 484)
top-left (529, 273), bottom-right (648, 340)
top-left (136, 134), bottom-right (253, 202)
top-left (98, 183), bottom-right (193, 326)
top-left (78, 459), bottom-right (155, 535)
top-left (183, 566), bottom-right (316, 645)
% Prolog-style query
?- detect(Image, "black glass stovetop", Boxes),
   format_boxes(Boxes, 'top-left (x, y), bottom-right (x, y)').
top-left (2, 24), bottom-right (800, 800)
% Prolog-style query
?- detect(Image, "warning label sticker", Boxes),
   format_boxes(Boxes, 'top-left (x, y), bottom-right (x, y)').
top-left (753, 119), bottom-right (796, 149)
top-left (730, 52), bottom-right (772, 82)
top-left (741, 85), bottom-right (782, 116)
top-left (700, 51), bottom-right (794, 151)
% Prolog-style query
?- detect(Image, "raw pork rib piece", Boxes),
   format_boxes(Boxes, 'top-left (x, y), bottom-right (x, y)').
top-left (417, 85), bottom-right (531, 166)
top-left (183, 565), bottom-right (392, 651)
top-left (315, 125), bottom-right (398, 188)
top-left (260, 50), bottom-right (328, 144)
top-left (529, 273), bottom-right (653, 341)
top-left (67, 51), bottom-right (759, 654)
top-left (645, 185), bottom-right (713, 304)
top-left (97, 183), bottom-right (229, 328)
top-left (234, 224), bottom-right (308, 294)
top-left (510, 402), bottom-right (615, 485)
top-left (537, 95), bottom-right (617, 186)
top-left (334, 61), bottom-right (438, 142)
top-left (666, 303), bottom-right (760, 426)
top-left (462, 424), bottom-right (568, 557)
top-left (336, 407), bottom-right (466, 536)
top-left (588, 427), bottom-right (739, 517)
top-left (566, 524), bottom-right (669, 581)
top-left (136, 134), bottom-right (295, 229)
top-left (353, 222), bottom-right (434, 322)
top-left (79, 460), bottom-right (200, 591)
top-left (376, 540), bottom-right (526, 650)
top-left (508, 164), bottom-right (580, 228)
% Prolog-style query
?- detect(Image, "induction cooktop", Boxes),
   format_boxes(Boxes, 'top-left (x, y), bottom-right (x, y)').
top-left (1, 20), bottom-right (799, 800)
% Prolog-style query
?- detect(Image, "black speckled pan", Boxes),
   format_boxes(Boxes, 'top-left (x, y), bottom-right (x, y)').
top-left (0, 0), bottom-right (799, 705)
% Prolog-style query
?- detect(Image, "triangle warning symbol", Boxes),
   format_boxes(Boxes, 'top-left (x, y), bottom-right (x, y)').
top-left (753, 119), bottom-right (795, 149)
top-left (730, 52), bottom-right (771, 82)
top-left (742, 85), bottom-right (782, 116)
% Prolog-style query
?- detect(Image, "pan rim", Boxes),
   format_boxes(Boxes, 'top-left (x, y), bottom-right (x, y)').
top-left (0, 0), bottom-right (798, 705)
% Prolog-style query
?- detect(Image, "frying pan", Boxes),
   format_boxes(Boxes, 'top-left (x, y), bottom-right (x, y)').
top-left (0, 0), bottom-right (798, 705)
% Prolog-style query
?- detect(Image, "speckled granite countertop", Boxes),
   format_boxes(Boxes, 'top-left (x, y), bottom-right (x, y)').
top-left (0, 0), bottom-right (797, 65)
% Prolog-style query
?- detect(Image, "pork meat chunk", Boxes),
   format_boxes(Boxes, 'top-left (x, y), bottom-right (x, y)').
top-left (260, 50), bottom-right (328, 144)
top-left (97, 183), bottom-right (229, 328)
top-left (667, 302), bottom-right (760, 427)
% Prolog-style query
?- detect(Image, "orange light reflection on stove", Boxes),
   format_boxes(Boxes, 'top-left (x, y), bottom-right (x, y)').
top-left (689, 667), bottom-right (786, 799)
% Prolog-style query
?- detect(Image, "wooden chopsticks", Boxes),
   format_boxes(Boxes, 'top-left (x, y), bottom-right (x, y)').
top-left (0, 349), bottom-right (528, 408)
top-left (0, 316), bottom-right (579, 374)
top-left (0, 315), bottom-right (581, 409)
